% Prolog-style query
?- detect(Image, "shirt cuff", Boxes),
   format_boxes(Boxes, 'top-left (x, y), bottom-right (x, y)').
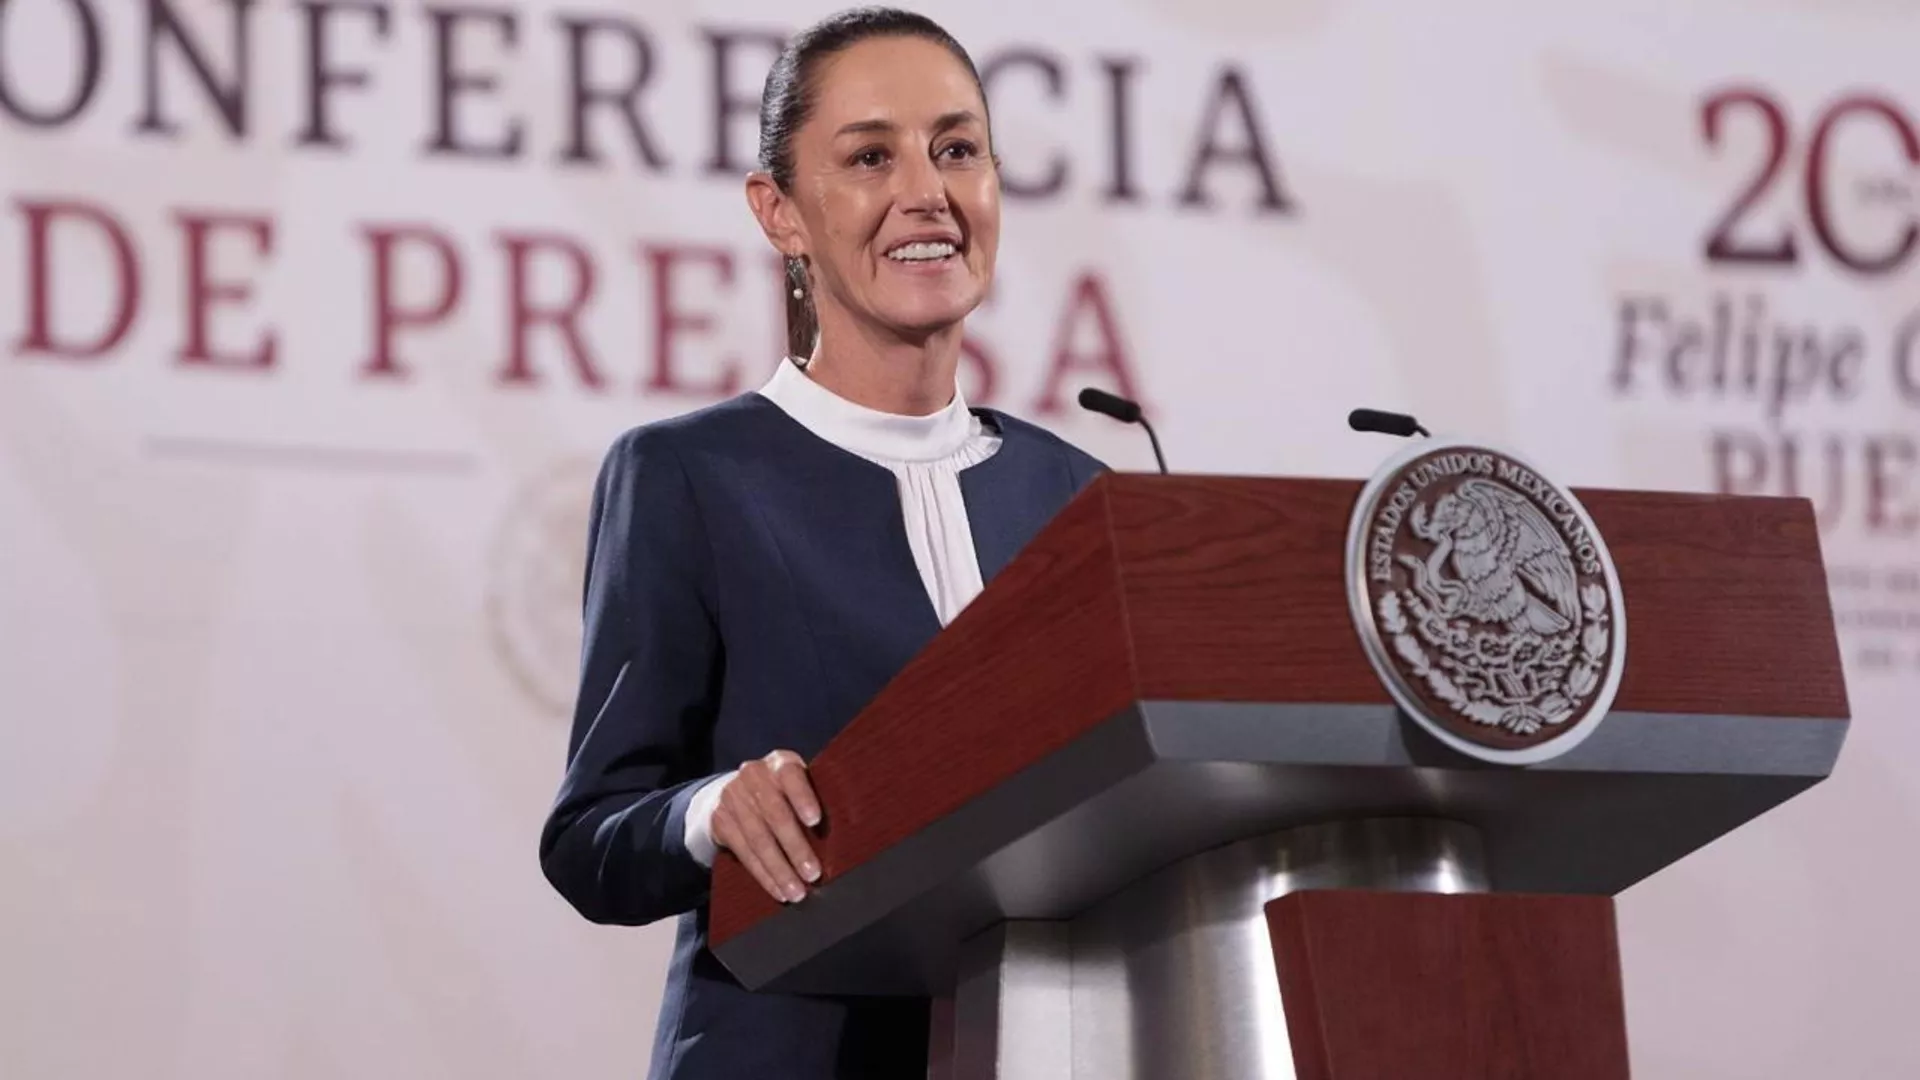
top-left (683, 770), bottom-right (737, 869)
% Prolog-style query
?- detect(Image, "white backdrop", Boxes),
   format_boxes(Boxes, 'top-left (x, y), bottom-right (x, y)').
top-left (3, 1), bottom-right (1918, 1076)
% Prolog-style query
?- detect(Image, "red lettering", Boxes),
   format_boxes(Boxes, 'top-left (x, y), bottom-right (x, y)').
top-left (176, 211), bottom-right (275, 371)
top-left (496, 232), bottom-right (603, 389)
top-left (1701, 88), bottom-right (1798, 265)
top-left (1806, 96), bottom-right (1920, 276)
top-left (1034, 271), bottom-right (1140, 415)
top-left (1866, 436), bottom-right (1920, 536)
top-left (14, 199), bottom-right (140, 359)
top-left (1177, 67), bottom-right (1292, 213)
top-left (644, 244), bottom-right (740, 397)
top-left (361, 225), bottom-right (462, 379)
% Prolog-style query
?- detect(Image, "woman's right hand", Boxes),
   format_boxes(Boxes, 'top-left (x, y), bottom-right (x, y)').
top-left (710, 749), bottom-right (824, 904)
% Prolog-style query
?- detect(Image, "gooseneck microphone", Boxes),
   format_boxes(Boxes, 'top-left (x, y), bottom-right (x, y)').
top-left (1347, 408), bottom-right (1430, 439)
top-left (1077, 388), bottom-right (1168, 474)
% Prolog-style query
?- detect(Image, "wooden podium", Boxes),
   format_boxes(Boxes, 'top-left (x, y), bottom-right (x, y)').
top-left (707, 474), bottom-right (1849, 1079)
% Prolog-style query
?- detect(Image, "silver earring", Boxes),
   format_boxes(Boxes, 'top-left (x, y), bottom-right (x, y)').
top-left (787, 254), bottom-right (807, 300)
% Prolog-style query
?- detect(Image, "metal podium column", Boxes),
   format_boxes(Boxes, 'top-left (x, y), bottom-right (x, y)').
top-left (946, 818), bottom-right (1490, 1080)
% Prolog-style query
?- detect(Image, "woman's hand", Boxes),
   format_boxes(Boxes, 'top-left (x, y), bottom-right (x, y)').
top-left (711, 749), bottom-right (824, 904)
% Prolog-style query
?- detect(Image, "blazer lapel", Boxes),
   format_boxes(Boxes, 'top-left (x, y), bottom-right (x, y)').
top-left (960, 412), bottom-right (1058, 585)
top-left (756, 398), bottom-right (947, 641)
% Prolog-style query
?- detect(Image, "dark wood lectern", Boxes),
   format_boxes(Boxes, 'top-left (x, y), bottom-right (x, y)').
top-left (708, 475), bottom-right (1848, 1079)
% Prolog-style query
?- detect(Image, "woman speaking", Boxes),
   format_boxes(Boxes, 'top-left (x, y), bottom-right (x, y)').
top-left (539, 7), bottom-right (1105, 1078)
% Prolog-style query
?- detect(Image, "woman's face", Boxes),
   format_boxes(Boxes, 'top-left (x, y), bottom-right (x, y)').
top-left (777, 36), bottom-right (1000, 343)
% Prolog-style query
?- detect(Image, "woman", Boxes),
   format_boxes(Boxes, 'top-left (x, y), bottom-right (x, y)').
top-left (539, 8), bottom-right (1105, 1079)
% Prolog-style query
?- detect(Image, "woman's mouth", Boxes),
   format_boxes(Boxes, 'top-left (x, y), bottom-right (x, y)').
top-left (884, 240), bottom-right (960, 264)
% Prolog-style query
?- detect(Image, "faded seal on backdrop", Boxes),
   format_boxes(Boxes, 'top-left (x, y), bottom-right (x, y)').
top-left (1344, 440), bottom-right (1628, 765)
top-left (488, 456), bottom-right (597, 718)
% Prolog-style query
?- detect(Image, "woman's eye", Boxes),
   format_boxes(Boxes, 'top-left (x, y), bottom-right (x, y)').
top-left (852, 148), bottom-right (888, 168)
top-left (939, 141), bottom-right (979, 161)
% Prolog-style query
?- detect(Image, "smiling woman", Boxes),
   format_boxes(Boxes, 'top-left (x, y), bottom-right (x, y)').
top-left (746, 17), bottom-right (1002, 413)
top-left (534, 8), bottom-right (1108, 1080)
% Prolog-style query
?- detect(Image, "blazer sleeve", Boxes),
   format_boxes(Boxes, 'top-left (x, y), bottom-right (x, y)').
top-left (538, 426), bottom-right (724, 926)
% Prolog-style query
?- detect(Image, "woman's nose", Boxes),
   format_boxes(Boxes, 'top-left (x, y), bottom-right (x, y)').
top-left (896, 155), bottom-right (949, 215)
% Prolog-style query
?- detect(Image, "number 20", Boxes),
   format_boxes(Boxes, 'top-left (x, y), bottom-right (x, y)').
top-left (1702, 88), bottom-right (1920, 275)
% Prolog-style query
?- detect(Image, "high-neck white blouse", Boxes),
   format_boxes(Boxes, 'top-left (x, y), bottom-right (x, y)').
top-left (756, 357), bottom-right (1002, 626)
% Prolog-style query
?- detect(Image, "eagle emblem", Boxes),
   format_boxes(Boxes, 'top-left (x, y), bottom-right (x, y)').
top-left (1346, 442), bottom-right (1627, 764)
top-left (1406, 479), bottom-right (1580, 637)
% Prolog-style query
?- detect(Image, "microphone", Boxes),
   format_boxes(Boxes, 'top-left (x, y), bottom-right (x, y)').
top-left (1347, 408), bottom-right (1430, 439)
top-left (1078, 388), bottom-right (1168, 474)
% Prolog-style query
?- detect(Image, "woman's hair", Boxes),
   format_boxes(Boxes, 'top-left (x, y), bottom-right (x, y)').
top-left (758, 7), bottom-right (988, 359)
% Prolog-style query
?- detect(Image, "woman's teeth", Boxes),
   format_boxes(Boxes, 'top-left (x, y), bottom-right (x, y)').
top-left (886, 241), bottom-right (957, 262)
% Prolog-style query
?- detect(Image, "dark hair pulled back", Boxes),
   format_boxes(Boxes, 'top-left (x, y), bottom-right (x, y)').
top-left (758, 7), bottom-right (988, 360)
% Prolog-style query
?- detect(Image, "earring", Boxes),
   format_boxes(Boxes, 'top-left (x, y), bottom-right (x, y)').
top-left (787, 253), bottom-right (806, 300)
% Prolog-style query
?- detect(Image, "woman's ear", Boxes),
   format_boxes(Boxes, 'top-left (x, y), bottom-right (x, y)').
top-left (746, 172), bottom-right (806, 259)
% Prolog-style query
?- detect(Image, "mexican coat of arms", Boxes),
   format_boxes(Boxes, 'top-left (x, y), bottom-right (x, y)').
top-left (1345, 441), bottom-right (1629, 764)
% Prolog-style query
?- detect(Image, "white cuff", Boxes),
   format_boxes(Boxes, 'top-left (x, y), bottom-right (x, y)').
top-left (683, 771), bottom-right (737, 869)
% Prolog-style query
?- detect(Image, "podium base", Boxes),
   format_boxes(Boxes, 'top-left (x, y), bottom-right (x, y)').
top-left (940, 818), bottom-right (1489, 1080)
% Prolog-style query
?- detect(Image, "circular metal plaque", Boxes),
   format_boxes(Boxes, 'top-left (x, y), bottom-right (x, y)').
top-left (1345, 439), bottom-right (1629, 765)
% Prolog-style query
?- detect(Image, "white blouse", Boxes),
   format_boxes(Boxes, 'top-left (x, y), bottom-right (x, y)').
top-left (682, 359), bottom-right (1003, 868)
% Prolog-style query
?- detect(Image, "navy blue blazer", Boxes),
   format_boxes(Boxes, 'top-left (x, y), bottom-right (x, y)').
top-left (539, 391), bottom-right (1105, 1080)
